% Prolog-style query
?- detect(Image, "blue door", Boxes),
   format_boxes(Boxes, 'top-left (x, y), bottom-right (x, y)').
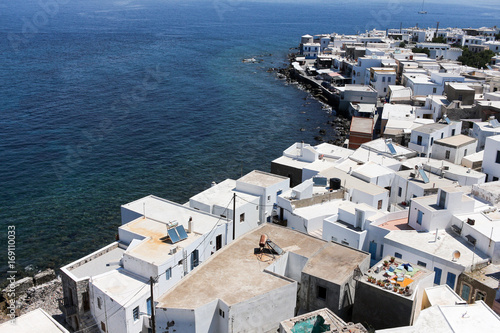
top-left (446, 272), bottom-right (456, 289)
top-left (369, 242), bottom-right (377, 260)
top-left (417, 210), bottom-right (423, 225)
top-left (433, 267), bottom-right (442, 285)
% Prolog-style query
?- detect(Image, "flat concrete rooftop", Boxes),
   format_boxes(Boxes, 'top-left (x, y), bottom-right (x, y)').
top-left (69, 245), bottom-right (125, 279)
top-left (237, 170), bottom-right (289, 187)
top-left (121, 216), bottom-right (220, 264)
top-left (92, 269), bottom-right (148, 306)
top-left (157, 224), bottom-right (368, 308)
top-left (189, 179), bottom-right (258, 209)
top-left (435, 134), bottom-right (476, 148)
top-left (384, 229), bottom-right (489, 268)
top-left (0, 308), bottom-right (69, 333)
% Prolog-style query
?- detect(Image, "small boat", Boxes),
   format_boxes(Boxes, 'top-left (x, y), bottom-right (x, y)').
top-left (242, 58), bottom-right (257, 63)
top-left (418, 0), bottom-right (427, 14)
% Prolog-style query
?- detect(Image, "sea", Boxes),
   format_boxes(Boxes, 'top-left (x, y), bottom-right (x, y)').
top-left (1, 0), bottom-right (499, 280)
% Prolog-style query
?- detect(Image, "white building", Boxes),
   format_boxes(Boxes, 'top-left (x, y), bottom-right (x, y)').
top-left (431, 135), bottom-right (478, 164)
top-left (383, 228), bottom-right (489, 290)
top-left (369, 67), bottom-right (397, 97)
top-left (471, 120), bottom-right (500, 151)
top-left (303, 43), bottom-right (320, 59)
top-left (62, 195), bottom-right (233, 333)
top-left (271, 142), bottom-right (352, 187)
top-left (407, 187), bottom-right (477, 232)
top-left (188, 179), bottom-right (260, 239)
top-left (154, 223), bottom-right (370, 332)
top-left (482, 135), bottom-right (500, 182)
top-left (235, 170), bottom-right (290, 224)
top-left (408, 121), bottom-right (462, 157)
top-left (377, 287), bottom-right (500, 332)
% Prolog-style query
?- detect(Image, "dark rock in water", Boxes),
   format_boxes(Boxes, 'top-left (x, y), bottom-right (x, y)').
top-left (300, 128), bottom-right (306, 132)
top-left (319, 129), bottom-right (326, 135)
top-left (314, 136), bottom-right (324, 142)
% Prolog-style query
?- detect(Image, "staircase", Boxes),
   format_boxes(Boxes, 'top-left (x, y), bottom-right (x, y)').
top-left (78, 314), bottom-right (101, 333)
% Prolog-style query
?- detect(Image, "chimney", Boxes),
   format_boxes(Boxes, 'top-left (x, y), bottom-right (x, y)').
top-left (188, 217), bottom-right (193, 233)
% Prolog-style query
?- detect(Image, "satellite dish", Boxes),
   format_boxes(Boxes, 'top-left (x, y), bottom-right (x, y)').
top-left (452, 250), bottom-right (461, 261)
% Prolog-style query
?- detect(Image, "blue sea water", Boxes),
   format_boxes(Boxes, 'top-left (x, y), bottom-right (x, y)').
top-left (1, 0), bottom-right (499, 278)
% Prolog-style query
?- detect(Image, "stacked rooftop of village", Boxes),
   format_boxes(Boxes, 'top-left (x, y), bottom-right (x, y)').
top-left (5, 25), bottom-right (500, 333)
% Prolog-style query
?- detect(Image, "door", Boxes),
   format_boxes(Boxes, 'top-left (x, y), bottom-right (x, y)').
top-left (216, 234), bottom-right (222, 251)
top-left (82, 291), bottom-right (90, 312)
top-left (191, 249), bottom-right (199, 270)
top-left (417, 210), bottom-right (423, 225)
top-left (433, 267), bottom-right (442, 285)
top-left (368, 241), bottom-right (377, 261)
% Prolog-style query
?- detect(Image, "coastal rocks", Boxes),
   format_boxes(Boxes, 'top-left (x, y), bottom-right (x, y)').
top-left (34, 269), bottom-right (56, 286)
top-left (0, 276), bottom-right (63, 325)
top-left (2, 277), bottom-right (33, 301)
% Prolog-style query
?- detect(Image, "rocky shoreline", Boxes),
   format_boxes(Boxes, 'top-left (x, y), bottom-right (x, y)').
top-left (273, 52), bottom-right (351, 147)
top-left (0, 270), bottom-right (67, 329)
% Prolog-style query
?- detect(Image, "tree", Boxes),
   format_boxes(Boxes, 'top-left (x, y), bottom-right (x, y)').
top-left (457, 47), bottom-right (495, 68)
top-left (412, 47), bottom-right (430, 57)
top-left (432, 36), bottom-right (446, 43)
top-left (399, 41), bottom-right (407, 48)
top-left (496, 33), bottom-right (500, 41)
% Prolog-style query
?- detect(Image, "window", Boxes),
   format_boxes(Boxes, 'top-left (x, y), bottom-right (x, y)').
top-left (384, 88), bottom-right (387, 92)
top-left (475, 291), bottom-right (486, 302)
top-left (451, 129), bottom-right (456, 136)
top-left (101, 322), bottom-right (106, 332)
top-left (445, 150), bottom-right (450, 159)
top-left (380, 244), bottom-right (384, 257)
top-left (341, 240), bottom-right (349, 246)
top-left (219, 309), bottom-right (225, 318)
top-left (133, 306), bottom-right (139, 321)
top-left (377, 200), bottom-right (383, 210)
top-left (417, 135), bottom-right (422, 145)
top-left (433, 87), bottom-right (437, 93)
top-left (240, 213), bottom-right (245, 223)
top-left (394, 252), bottom-right (402, 259)
top-left (267, 195), bottom-right (271, 201)
top-left (147, 297), bottom-right (152, 316)
top-left (165, 267), bottom-right (172, 280)
top-left (464, 149), bottom-right (467, 156)
top-left (398, 187), bottom-right (402, 197)
top-left (496, 151), bottom-right (500, 164)
top-left (388, 77), bottom-right (391, 82)
top-left (417, 260), bottom-right (427, 268)
top-left (382, 77), bottom-right (386, 82)
top-left (331, 236), bottom-right (337, 242)
top-left (446, 272), bottom-right (456, 289)
top-left (97, 297), bottom-right (102, 310)
top-left (317, 286), bottom-right (327, 300)
top-left (430, 137), bottom-right (434, 146)
top-left (441, 133), bottom-right (444, 139)
top-left (461, 283), bottom-right (471, 302)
